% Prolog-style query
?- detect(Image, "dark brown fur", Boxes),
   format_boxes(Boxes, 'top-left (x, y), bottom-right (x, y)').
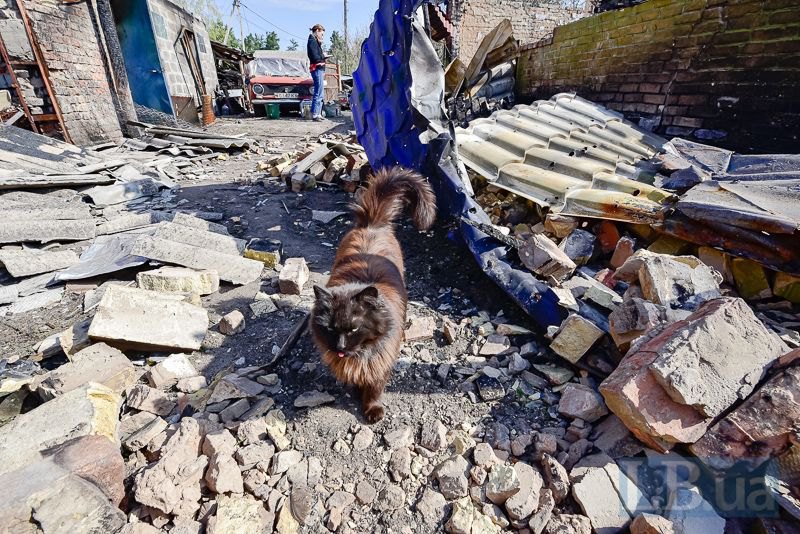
top-left (310, 167), bottom-right (436, 423)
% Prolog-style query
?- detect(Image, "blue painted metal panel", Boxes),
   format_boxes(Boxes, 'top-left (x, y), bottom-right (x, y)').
top-left (351, 0), bottom-right (564, 329)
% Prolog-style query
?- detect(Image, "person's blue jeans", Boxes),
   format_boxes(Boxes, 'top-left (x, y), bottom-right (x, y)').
top-left (311, 67), bottom-right (325, 118)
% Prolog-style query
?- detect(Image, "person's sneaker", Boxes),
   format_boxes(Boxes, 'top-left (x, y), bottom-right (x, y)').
top-left (313, 116), bottom-right (324, 122)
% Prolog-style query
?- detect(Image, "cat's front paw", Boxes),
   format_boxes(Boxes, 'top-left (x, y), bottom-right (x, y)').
top-left (363, 403), bottom-right (385, 424)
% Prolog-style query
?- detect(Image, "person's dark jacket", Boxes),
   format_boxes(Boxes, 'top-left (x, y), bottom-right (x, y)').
top-left (307, 34), bottom-right (325, 66)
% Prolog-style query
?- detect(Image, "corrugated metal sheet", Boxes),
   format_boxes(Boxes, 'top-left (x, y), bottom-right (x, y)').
top-left (456, 94), bottom-right (675, 224)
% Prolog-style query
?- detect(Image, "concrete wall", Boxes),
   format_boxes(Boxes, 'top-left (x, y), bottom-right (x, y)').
top-left (516, 0), bottom-right (800, 152)
top-left (1, 0), bottom-right (124, 144)
top-left (447, 0), bottom-right (590, 64)
top-left (147, 0), bottom-right (217, 119)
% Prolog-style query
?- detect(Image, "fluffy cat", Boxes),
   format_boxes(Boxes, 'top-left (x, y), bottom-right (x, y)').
top-left (310, 166), bottom-right (436, 423)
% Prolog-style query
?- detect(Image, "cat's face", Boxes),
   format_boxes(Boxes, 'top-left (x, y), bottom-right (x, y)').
top-left (312, 285), bottom-right (390, 357)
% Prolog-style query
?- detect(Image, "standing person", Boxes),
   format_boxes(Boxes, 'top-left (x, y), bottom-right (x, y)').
top-left (307, 24), bottom-right (328, 121)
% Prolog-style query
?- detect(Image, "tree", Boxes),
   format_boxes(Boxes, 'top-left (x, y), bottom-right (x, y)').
top-left (264, 32), bottom-right (280, 51)
top-left (329, 30), bottom-right (345, 64)
top-left (329, 27), bottom-right (367, 75)
top-left (241, 32), bottom-right (279, 53)
top-left (208, 19), bottom-right (240, 49)
top-left (287, 39), bottom-right (299, 51)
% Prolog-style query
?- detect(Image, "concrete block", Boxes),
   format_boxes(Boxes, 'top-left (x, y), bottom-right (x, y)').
top-left (550, 314), bottom-right (604, 363)
top-left (147, 353), bottom-right (199, 389)
top-left (37, 342), bottom-right (136, 401)
top-left (519, 234), bottom-right (576, 282)
top-left (136, 266), bottom-right (219, 295)
top-left (279, 257), bottom-right (309, 294)
top-left (154, 222), bottom-right (245, 255)
top-left (88, 285), bottom-right (208, 351)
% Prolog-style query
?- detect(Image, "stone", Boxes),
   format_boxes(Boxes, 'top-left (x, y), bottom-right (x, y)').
top-left (591, 415), bottom-right (644, 459)
top-left (545, 514), bottom-right (592, 534)
top-left (541, 454), bottom-right (570, 503)
top-left (519, 234), bottom-right (577, 282)
top-left (235, 442), bottom-right (275, 469)
top-left (496, 323), bottom-right (532, 336)
top-left (375, 485), bottom-right (405, 512)
top-left (278, 258), bottom-right (309, 294)
top-left (355, 480), bottom-right (377, 505)
top-left (136, 266), bottom-right (219, 295)
top-left (120, 412), bottom-right (157, 442)
top-left (774, 271), bottom-right (800, 303)
top-left (550, 314), bottom-right (604, 364)
top-left (600, 297), bottom-right (787, 452)
top-left (471, 465), bottom-right (488, 485)
top-left (558, 383), bottom-right (608, 422)
top-left (177, 375), bottom-right (207, 393)
top-left (88, 285), bottom-right (208, 351)
top-left (535, 433), bottom-right (559, 457)
top-left (250, 297), bottom-right (278, 317)
top-left (241, 396), bottom-right (275, 420)
top-left (505, 462), bottom-right (542, 520)
top-left (134, 418), bottom-right (208, 516)
top-left (384, 426), bottom-right (413, 450)
top-left (571, 456), bottom-right (651, 534)
top-left (665, 486), bottom-right (724, 534)
top-left (647, 297), bottom-right (786, 417)
top-left (0, 383), bottom-right (120, 477)
top-left (480, 334), bottom-right (511, 356)
top-left (476, 375), bottom-right (505, 401)
top-left (511, 433), bottom-right (535, 457)
top-left (37, 342), bottom-right (136, 401)
top-left (219, 310), bottom-right (246, 335)
top-left (352, 426), bottom-right (375, 450)
top-left (293, 390), bottom-right (335, 408)
top-left (447, 497), bottom-right (474, 534)
top-left (203, 430), bottom-right (238, 457)
top-left (610, 237), bottom-right (636, 269)
top-left (207, 494), bottom-right (273, 534)
top-left (615, 250), bottom-right (721, 312)
top-left (533, 364), bottom-right (574, 385)
top-left (630, 513), bottom-right (676, 534)
top-left (449, 430), bottom-right (477, 455)
top-left (276, 500), bottom-right (301, 533)
top-left (420, 419), bottom-right (448, 451)
top-left (731, 257), bottom-right (772, 299)
top-left (486, 464), bottom-right (520, 505)
top-left (124, 416), bottom-right (168, 452)
top-left (442, 318), bottom-right (459, 344)
top-left (697, 247), bottom-right (733, 285)
top-left (473, 443), bottom-right (500, 468)
top-left (45, 434), bottom-right (125, 505)
top-left (528, 489), bottom-right (556, 533)
top-left (271, 450), bottom-right (303, 475)
top-left (482, 504), bottom-right (509, 528)
top-left (559, 229), bottom-right (596, 266)
top-left (405, 315), bottom-right (436, 341)
top-left (609, 298), bottom-right (665, 352)
top-left (389, 447), bottom-right (412, 481)
top-left (647, 235), bottom-right (691, 255)
top-left (127, 384), bottom-right (175, 416)
top-left (237, 417), bottom-right (267, 445)
top-left (0, 455), bottom-right (126, 534)
top-left (206, 453), bottom-right (244, 494)
top-left (148, 353), bottom-right (199, 389)
top-left (416, 488), bottom-right (450, 527)
top-left (690, 365), bottom-right (800, 471)
top-left (208, 374), bottom-right (265, 404)
top-left (436, 455), bottom-right (470, 500)
top-left (507, 353), bottom-right (530, 374)
top-left (264, 410), bottom-right (290, 450)
top-left (545, 214), bottom-right (579, 238)
top-left (472, 509), bottom-right (502, 533)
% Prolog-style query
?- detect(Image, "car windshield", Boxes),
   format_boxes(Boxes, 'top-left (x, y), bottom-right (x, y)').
top-left (248, 57), bottom-right (309, 78)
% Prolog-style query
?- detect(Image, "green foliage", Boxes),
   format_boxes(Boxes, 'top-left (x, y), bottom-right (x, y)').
top-left (242, 32), bottom-right (280, 53)
top-left (208, 19), bottom-right (241, 49)
top-left (328, 27), bottom-right (368, 75)
top-left (287, 39), bottom-right (300, 51)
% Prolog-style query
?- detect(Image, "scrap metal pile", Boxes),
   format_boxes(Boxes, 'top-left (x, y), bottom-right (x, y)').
top-left (351, 0), bottom-right (800, 529)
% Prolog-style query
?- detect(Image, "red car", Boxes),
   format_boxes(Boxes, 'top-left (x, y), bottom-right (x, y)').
top-left (247, 51), bottom-right (314, 116)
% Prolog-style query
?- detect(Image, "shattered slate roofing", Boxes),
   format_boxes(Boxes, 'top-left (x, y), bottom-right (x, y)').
top-left (455, 94), bottom-right (676, 224)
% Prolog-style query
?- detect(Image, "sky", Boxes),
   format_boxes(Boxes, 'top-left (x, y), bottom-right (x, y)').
top-left (213, 0), bottom-right (378, 49)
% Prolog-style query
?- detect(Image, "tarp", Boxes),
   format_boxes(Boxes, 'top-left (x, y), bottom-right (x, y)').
top-left (248, 52), bottom-right (309, 78)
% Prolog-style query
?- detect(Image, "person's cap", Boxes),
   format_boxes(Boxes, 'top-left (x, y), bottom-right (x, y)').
top-left (310, 24), bottom-right (325, 32)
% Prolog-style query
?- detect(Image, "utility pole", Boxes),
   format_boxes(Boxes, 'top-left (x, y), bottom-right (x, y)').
top-left (235, 0), bottom-right (245, 52)
top-left (343, 0), bottom-right (348, 74)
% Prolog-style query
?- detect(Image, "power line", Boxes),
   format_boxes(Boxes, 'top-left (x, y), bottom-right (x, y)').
top-left (239, 1), bottom-right (305, 40)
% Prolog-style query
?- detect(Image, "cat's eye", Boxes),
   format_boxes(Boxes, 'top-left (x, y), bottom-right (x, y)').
top-left (351, 327), bottom-right (359, 332)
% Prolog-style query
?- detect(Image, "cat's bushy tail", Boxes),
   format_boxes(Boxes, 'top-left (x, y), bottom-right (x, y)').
top-left (351, 167), bottom-right (436, 231)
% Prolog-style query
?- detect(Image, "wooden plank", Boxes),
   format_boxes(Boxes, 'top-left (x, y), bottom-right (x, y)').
top-left (31, 113), bottom-right (59, 122)
top-left (0, 174), bottom-right (114, 190)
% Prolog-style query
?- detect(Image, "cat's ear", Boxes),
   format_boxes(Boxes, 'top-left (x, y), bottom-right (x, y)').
top-left (313, 285), bottom-right (332, 304)
top-left (354, 286), bottom-right (379, 305)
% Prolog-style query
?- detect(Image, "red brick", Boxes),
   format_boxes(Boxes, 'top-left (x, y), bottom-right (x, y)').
top-left (643, 94), bottom-right (666, 104)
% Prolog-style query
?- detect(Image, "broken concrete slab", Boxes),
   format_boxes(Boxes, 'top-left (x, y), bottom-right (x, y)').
top-left (88, 285), bottom-right (208, 351)
top-left (0, 383), bottom-right (121, 476)
top-left (405, 315), bottom-right (437, 341)
top-left (690, 365), bottom-right (800, 471)
top-left (131, 235), bottom-right (263, 285)
top-left (96, 212), bottom-right (173, 236)
top-left (1, 287), bottom-right (63, 316)
top-left (480, 334), bottom-right (512, 356)
top-left (0, 220), bottom-right (95, 244)
top-left (134, 418), bottom-right (208, 516)
top-left (0, 248), bottom-right (79, 278)
top-left (558, 383), bottom-right (608, 423)
top-left (173, 212), bottom-right (231, 235)
top-left (147, 353), bottom-right (199, 389)
top-left (505, 461), bottom-right (543, 521)
top-left (126, 384), bottom-right (176, 416)
top-left (279, 257), bottom-right (309, 294)
top-left (608, 298), bottom-right (665, 352)
top-left (207, 374), bottom-right (265, 404)
top-left (37, 342), bottom-right (136, 401)
top-left (123, 416), bottom-right (168, 452)
top-left (602, 297), bottom-right (788, 450)
top-left (519, 234), bottom-right (576, 282)
top-left (136, 266), bottom-right (220, 296)
top-left (154, 222), bottom-right (246, 255)
top-left (549, 314), bottom-right (604, 363)
top-left (648, 297), bottom-right (787, 418)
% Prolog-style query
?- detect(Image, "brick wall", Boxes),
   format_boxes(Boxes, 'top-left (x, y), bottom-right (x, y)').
top-left (516, 0), bottom-right (800, 152)
top-left (447, 0), bottom-right (590, 64)
top-left (20, 0), bottom-right (124, 144)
